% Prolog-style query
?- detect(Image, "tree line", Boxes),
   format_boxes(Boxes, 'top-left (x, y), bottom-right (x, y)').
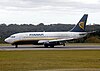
top-left (0, 23), bottom-right (100, 43)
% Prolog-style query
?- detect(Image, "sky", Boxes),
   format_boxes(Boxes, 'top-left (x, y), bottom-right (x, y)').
top-left (0, 0), bottom-right (100, 25)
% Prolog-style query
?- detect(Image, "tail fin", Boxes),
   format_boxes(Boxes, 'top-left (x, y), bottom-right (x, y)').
top-left (70, 14), bottom-right (88, 32)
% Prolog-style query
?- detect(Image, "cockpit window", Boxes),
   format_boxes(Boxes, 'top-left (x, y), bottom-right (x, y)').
top-left (10, 36), bottom-right (15, 38)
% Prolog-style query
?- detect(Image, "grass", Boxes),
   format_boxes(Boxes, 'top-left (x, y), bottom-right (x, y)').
top-left (0, 50), bottom-right (100, 71)
top-left (0, 43), bottom-right (11, 46)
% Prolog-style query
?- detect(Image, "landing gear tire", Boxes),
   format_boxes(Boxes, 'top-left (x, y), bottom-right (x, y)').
top-left (44, 44), bottom-right (48, 48)
top-left (50, 45), bottom-right (54, 48)
top-left (63, 43), bottom-right (65, 46)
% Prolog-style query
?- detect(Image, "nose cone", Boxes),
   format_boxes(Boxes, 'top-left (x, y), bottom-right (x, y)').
top-left (5, 38), bottom-right (10, 43)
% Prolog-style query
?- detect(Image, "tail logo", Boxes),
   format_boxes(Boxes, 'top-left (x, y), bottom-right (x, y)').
top-left (79, 22), bottom-right (84, 30)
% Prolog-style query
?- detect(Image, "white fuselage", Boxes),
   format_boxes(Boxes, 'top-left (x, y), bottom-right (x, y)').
top-left (5, 32), bottom-right (87, 44)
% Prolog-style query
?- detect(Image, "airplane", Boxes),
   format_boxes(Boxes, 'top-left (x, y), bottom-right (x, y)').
top-left (5, 14), bottom-right (88, 48)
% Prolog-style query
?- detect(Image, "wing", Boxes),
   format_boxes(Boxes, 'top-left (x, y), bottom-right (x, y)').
top-left (38, 38), bottom-right (74, 44)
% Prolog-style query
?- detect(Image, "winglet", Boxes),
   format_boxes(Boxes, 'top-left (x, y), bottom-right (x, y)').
top-left (70, 14), bottom-right (88, 32)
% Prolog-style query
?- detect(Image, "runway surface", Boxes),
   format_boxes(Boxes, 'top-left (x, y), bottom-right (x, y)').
top-left (0, 45), bottom-right (100, 50)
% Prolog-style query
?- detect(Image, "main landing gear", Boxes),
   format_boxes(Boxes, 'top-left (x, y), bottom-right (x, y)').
top-left (44, 44), bottom-right (54, 48)
top-left (15, 44), bottom-right (18, 48)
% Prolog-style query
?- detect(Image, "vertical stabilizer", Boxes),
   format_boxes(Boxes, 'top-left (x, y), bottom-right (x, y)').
top-left (70, 14), bottom-right (88, 32)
